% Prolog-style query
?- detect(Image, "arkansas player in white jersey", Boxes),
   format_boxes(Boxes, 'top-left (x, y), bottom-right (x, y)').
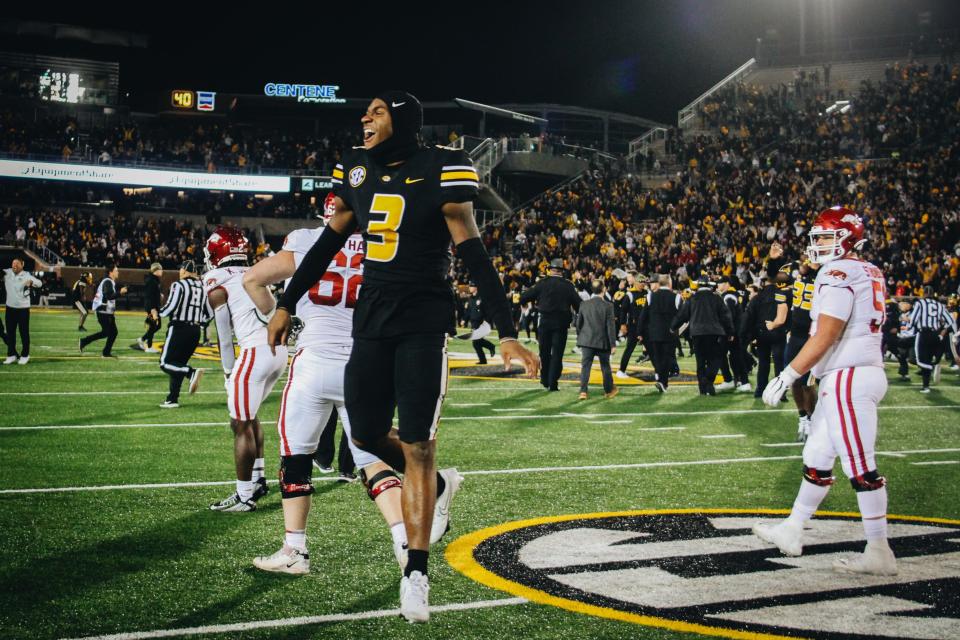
top-left (755, 206), bottom-right (896, 575)
top-left (241, 194), bottom-right (408, 575)
top-left (203, 226), bottom-right (288, 513)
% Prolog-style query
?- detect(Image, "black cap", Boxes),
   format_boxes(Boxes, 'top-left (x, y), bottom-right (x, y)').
top-left (367, 90), bottom-right (423, 165)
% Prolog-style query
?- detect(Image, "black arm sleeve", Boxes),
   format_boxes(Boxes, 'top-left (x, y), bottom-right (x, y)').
top-left (456, 237), bottom-right (517, 339)
top-left (277, 226), bottom-right (350, 312)
top-left (103, 279), bottom-right (116, 301)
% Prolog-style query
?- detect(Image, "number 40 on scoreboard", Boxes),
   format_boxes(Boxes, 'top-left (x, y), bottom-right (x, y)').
top-left (171, 90), bottom-right (216, 112)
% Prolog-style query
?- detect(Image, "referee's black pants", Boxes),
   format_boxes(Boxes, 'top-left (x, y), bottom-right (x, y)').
top-left (538, 325), bottom-right (568, 390)
top-left (160, 322), bottom-right (200, 402)
top-left (915, 329), bottom-right (940, 388)
top-left (80, 312), bottom-right (118, 356)
top-left (5, 307), bottom-right (30, 358)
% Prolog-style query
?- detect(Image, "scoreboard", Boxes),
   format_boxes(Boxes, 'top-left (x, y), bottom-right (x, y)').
top-left (170, 90), bottom-right (216, 112)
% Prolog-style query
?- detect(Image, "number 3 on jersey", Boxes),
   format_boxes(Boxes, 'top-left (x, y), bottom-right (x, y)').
top-left (366, 194), bottom-right (405, 262)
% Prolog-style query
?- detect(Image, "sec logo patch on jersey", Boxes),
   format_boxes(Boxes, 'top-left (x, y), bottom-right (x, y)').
top-left (447, 509), bottom-right (960, 640)
top-left (349, 166), bottom-right (366, 187)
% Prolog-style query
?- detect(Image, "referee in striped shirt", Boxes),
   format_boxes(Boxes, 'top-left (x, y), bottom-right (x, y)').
top-left (910, 292), bottom-right (958, 393)
top-left (158, 260), bottom-right (211, 408)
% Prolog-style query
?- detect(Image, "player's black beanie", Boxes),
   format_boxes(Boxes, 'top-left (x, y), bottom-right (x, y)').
top-left (368, 90), bottom-right (422, 165)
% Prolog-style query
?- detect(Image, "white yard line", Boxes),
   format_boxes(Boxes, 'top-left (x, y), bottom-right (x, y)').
top-left (761, 442), bottom-right (805, 447)
top-left (586, 420), bottom-right (633, 424)
top-left (7, 448), bottom-right (960, 495)
top-left (63, 597), bottom-right (529, 640)
top-left (699, 434), bottom-right (747, 439)
top-left (910, 460), bottom-right (959, 466)
top-left (491, 407), bottom-right (536, 412)
top-left (448, 403), bottom-right (491, 407)
top-left (5, 404), bottom-right (960, 432)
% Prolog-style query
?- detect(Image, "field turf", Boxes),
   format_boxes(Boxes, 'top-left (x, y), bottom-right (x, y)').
top-left (1, 309), bottom-right (958, 639)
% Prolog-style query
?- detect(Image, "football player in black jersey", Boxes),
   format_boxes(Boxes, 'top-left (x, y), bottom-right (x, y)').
top-left (268, 91), bottom-right (539, 622)
top-left (72, 272), bottom-right (93, 331)
top-left (783, 260), bottom-right (819, 440)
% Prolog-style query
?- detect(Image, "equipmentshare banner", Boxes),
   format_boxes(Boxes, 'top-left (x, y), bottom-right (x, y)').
top-left (0, 159), bottom-right (291, 193)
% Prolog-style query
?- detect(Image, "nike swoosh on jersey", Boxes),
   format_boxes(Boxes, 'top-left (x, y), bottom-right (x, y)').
top-left (405, 177), bottom-right (424, 184)
top-left (392, 101), bottom-right (406, 107)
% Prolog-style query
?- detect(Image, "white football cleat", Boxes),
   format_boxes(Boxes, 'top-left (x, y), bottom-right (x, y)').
top-left (158, 400), bottom-right (179, 409)
top-left (17, 356), bottom-right (29, 365)
top-left (715, 380), bottom-right (735, 391)
top-left (615, 370), bottom-right (629, 379)
top-left (209, 492), bottom-right (256, 512)
top-left (753, 521), bottom-right (803, 556)
top-left (833, 541), bottom-right (897, 575)
top-left (400, 570), bottom-right (430, 623)
top-left (431, 468), bottom-right (463, 544)
top-left (394, 540), bottom-right (409, 572)
top-left (189, 368), bottom-right (204, 394)
top-left (253, 546), bottom-right (310, 575)
top-left (137, 338), bottom-right (147, 350)
top-left (2, 356), bottom-right (16, 365)
top-left (736, 382), bottom-right (753, 393)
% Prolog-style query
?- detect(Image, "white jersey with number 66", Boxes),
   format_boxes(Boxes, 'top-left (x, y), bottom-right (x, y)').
top-left (809, 257), bottom-right (886, 378)
top-left (282, 227), bottom-right (364, 360)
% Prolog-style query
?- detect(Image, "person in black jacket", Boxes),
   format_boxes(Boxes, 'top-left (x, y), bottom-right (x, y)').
top-left (742, 273), bottom-right (790, 398)
top-left (717, 276), bottom-right (751, 391)
top-left (139, 263), bottom-right (164, 353)
top-left (465, 284), bottom-right (496, 364)
top-left (640, 274), bottom-right (682, 392)
top-left (672, 280), bottom-right (734, 395)
top-left (519, 259), bottom-right (581, 391)
top-left (615, 275), bottom-right (648, 377)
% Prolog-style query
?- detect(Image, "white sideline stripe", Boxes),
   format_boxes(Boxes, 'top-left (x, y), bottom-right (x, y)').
top-left (1, 475), bottom-right (347, 495)
top-left (910, 460), bottom-right (959, 466)
top-left (6, 403), bottom-right (960, 432)
top-left (699, 434), bottom-right (746, 439)
top-left (64, 597), bottom-right (528, 640)
top-left (11, 448), bottom-right (960, 495)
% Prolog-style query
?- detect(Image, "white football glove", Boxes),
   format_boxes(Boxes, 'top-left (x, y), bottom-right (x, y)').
top-left (761, 366), bottom-right (801, 407)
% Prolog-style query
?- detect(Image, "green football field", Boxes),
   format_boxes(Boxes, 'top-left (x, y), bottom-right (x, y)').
top-left (1, 310), bottom-right (958, 640)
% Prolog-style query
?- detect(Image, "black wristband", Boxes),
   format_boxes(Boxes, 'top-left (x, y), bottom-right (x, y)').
top-left (456, 237), bottom-right (518, 339)
top-left (278, 226), bottom-right (350, 311)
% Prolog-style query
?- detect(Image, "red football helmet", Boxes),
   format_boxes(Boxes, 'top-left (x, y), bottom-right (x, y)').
top-left (806, 206), bottom-right (866, 264)
top-left (204, 226), bottom-right (250, 270)
top-left (322, 192), bottom-right (337, 223)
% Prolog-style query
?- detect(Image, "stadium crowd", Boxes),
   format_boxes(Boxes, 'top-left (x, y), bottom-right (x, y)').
top-left (0, 111), bottom-right (357, 175)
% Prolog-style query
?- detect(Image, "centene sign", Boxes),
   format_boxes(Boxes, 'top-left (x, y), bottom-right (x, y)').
top-left (263, 83), bottom-right (346, 104)
top-left (0, 159), bottom-right (291, 193)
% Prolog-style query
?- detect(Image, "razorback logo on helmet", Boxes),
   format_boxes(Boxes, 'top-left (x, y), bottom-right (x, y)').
top-left (841, 213), bottom-right (863, 225)
top-left (825, 269), bottom-right (848, 280)
top-left (204, 226), bottom-right (250, 270)
top-left (323, 192), bottom-right (337, 222)
top-left (448, 510), bottom-right (960, 640)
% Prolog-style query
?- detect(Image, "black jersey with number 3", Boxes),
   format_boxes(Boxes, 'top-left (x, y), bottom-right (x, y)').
top-left (332, 145), bottom-right (479, 338)
top-left (789, 271), bottom-right (817, 336)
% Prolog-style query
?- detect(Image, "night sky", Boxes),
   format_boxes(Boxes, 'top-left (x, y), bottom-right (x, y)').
top-left (7, 0), bottom-right (960, 123)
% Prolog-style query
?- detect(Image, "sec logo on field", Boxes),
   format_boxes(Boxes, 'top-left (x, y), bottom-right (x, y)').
top-left (447, 509), bottom-right (960, 640)
top-left (349, 166), bottom-right (366, 187)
